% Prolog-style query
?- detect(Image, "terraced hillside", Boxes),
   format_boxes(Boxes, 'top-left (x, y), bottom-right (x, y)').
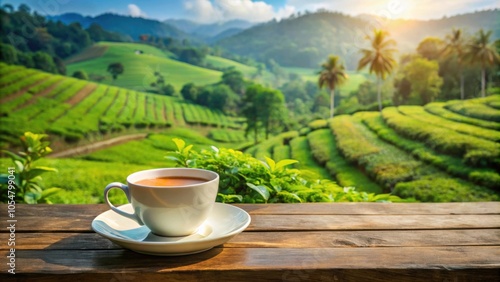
top-left (0, 63), bottom-right (243, 146)
top-left (246, 95), bottom-right (500, 202)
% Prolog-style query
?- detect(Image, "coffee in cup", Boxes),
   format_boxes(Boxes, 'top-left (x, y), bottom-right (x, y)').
top-left (104, 168), bottom-right (219, 237)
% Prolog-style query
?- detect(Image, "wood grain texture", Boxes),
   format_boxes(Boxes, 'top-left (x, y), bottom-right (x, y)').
top-left (2, 214), bottom-right (498, 232)
top-left (2, 247), bottom-right (499, 274)
top-left (2, 202), bottom-right (499, 217)
top-left (5, 229), bottom-right (500, 250)
top-left (5, 269), bottom-right (500, 282)
top-left (0, 203), bottom-right (498, 281)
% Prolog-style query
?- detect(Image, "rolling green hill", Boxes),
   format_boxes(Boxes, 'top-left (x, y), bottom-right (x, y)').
top-left (217, 10), bottom-right (500, 69)
top-left (66, 42), bottom-right (223, 91)
top-left (0, 63), bottom-right (243, 146)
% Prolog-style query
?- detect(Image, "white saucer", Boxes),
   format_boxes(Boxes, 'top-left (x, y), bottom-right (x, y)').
top-left (92, 203), bottom-right (251, 256)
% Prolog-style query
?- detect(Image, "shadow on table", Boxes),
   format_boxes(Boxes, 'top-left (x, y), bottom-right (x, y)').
top-left (20, 233), bottom-right (224, 271)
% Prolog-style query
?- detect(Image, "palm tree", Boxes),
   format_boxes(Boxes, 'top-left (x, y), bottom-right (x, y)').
top-left (465, 29), bottom-right (500, 98)
top-left (318, 55), bottom-right (348, 118)
top-left (357, 29), bottom-right (397, 111)
top-left (441, 29), bottom-right (466, 100)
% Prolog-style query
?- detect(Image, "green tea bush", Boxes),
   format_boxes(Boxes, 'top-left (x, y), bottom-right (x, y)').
top-left (27, 75), bottom-right (64, 94)
top-left (298, 127), bottom-right (311, 136)
top-left (272, 145), bottom-right (290, 162)
top-left (331, 114), bottom-right (427, 190)
top-left (399, 105), bottom-right (500, 142)
top-left (445, 96), bottom-right (500, 122)
top-left (382, 107), bottom-right (500, 166)
top-left (308, 119), bottom-right (328, 130)
top-left (173, 103), bottom-right (186, 126)
top-left (0, 63), bottom-right (23, 77)
top-left (289, 135), bottom-right (332, 179)
top-left (489, 101), bottom-right (500, 110)
top-left (167, 138), bottom-right (401, 203)
top-left (359, 111), bottom-right (500, 189)
top-left (330, 115), bottom-right (380, 163)
top-left (393, 177), bottom-right (499, 202)
top-left (0, 93), bottom-right (32, 114)
top-left (0, 70), bottom-right (42, 99)
top-left (307, 129), bottom-right (332, 165)
top-left (308, 127), bottom-right (383, 193)
top-left (425, 102), bottom-right (500, 131)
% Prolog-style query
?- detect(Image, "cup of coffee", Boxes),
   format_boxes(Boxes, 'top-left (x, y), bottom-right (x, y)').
top-left (104, 168), bottom-right (219, 237)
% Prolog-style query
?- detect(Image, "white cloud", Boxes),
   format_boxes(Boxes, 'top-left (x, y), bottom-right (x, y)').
top-left (128, 4), bottom-right (146, 18)
top-left (184, 0), bottom-right (296, 23)
top-left (184, 0), bottom-right (222, 23)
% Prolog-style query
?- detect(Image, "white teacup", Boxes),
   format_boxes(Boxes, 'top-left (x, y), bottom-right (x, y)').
top-left (104, 168), bottom-right (219, 237)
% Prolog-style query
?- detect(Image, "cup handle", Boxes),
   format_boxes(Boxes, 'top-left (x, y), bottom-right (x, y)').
top-left (104, 182), bottom-right (139, 223)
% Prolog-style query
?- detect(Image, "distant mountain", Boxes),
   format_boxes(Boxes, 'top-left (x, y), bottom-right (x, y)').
top-left (48, 13), bottom-right (195, 42)
top-left (46, 13), bottom-right (94, 27)
top-left (209, 27), bottom-right (246, 43)
top-left (163, 19), bottom-right (202, 34)
top-left (165, 19), bottom-right (254, 41)
top-left (216, 9), bottom-right (500, 69)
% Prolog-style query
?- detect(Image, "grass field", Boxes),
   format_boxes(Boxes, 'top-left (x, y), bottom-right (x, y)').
top-left (66, 42), bottom-right (223, 91)
top-left (205, 55), bottom-right (256, 76)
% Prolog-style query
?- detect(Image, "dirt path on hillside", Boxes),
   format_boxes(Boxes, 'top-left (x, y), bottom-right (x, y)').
top-left (49, 133), bottom-right (148, 158)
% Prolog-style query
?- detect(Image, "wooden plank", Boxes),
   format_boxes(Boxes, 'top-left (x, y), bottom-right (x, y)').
top-left (249, 214), bottom-right (500, 231)
top-left (4, 229), bottom-right (500, 250)
top-left (4, 214), bottom-right (498, 232)
top-left (4, 269), bottom-right (500, 282)
top-left (236, 202), bottom-right (500, 215)
top-left (3, 202), bottom-right (499, 218)
top-left (3, 246), bottom-right (499, 273)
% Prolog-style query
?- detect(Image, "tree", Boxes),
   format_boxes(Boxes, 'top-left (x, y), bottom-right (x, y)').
top-left (242, 84), bottom-right (263, 144)
top-left (260, 88), bottom-right (286, 139)
top-left (107, 62), bottom-right (124, 81)
top-left (417, 37), bottom-right (444, 61)
top-left (178, 48), bottom-right (205, 65)
top-left (357, 29), bottom-right (397, 111)
top-left (441, 29), bottom-right (466, 99)
top-left (464, 29), bottom-right (500, 97)
top-left (221, 68), bottom-right (245, 95)
top-left (32, 51), bottom-right (57, 73)
top-left (404, 57), bottom-right (443, 104)
top-left (181, 83), bottom-right (199, 102)
top-left (242, 84), bottom-right (286, 143)
top-left (318, 55), bottom-right (348, 118)
top-left (393, 75), bottom-right (412, 105)
top-left (0, 43), bottom-right (18, 64)
top-left (162, 84), bottom-right (176, 97)
top-left (356, 81), bottom-right (378, 105)
top-left (72, 70), bottom-right (88, 80)
top-left (209, 84), bottom-right (238, 113)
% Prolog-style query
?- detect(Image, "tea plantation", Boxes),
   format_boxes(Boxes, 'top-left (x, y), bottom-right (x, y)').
top-left (244, 96), bottom-right (500, 202)
top-left (0, 62), bottom-right (499, 203)
top-left (0, 63), bottom-right (243, 146)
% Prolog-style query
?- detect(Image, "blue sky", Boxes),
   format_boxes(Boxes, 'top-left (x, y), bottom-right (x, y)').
top-left (2, 0), bottom-right (499, 23)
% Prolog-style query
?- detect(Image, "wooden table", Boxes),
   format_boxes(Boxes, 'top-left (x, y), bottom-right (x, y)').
top-left (1, 202), bottom-right (499, 281)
